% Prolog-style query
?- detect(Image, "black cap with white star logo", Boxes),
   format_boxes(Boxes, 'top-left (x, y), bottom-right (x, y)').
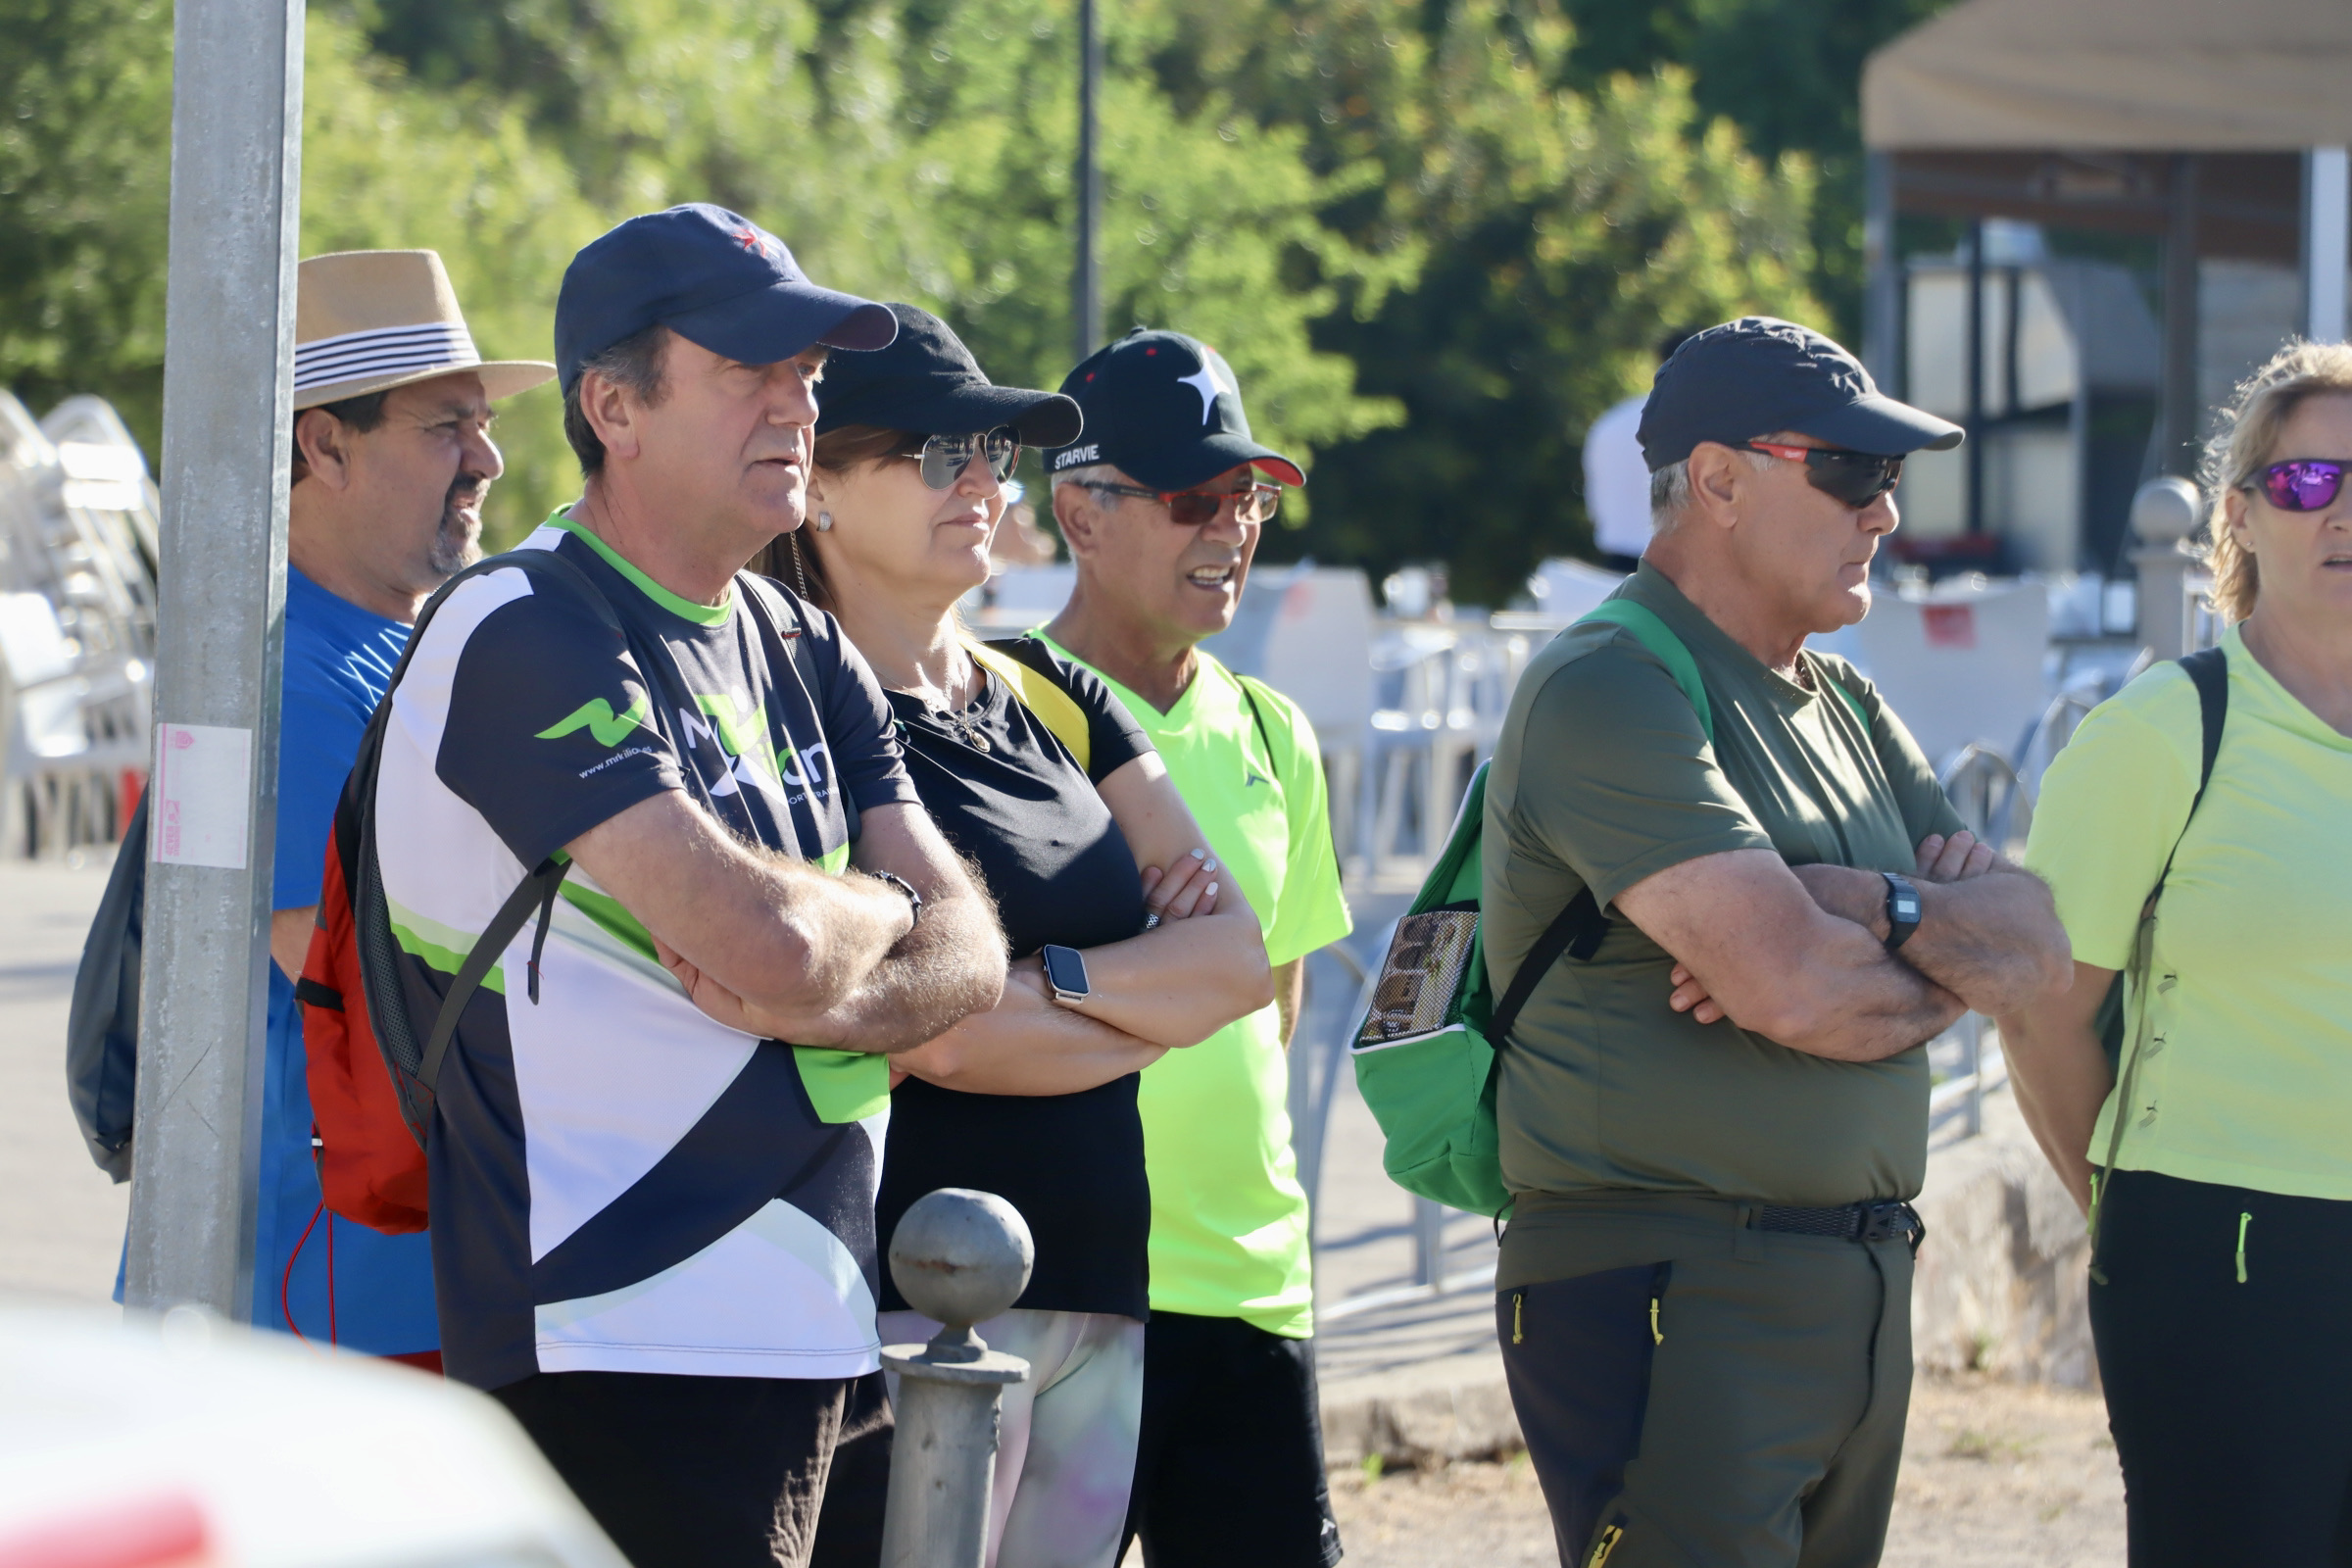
top-left (1045, 327), bottom-right (1304, 492)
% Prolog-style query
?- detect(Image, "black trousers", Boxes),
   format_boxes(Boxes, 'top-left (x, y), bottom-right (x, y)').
top-left (494, 1369), bottom-right (891, 1568)
top-left (2090, 1169), bottom-right (2352, 1567)
top-left (1121, 1311), bottom-right (1343, 1568)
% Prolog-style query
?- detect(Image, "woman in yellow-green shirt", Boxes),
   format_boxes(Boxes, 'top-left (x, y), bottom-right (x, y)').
top-left (2003, 342), bottom-right (2352, 1568)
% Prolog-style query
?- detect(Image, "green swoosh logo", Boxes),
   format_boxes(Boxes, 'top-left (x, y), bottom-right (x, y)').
top-left (536, 692), bottom-right (650, 746)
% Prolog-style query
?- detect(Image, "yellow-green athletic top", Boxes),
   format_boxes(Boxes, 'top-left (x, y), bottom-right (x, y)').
top-left (2025, 626), bottom-right (2352, 1200)
top-left (1039, 637), bottom-right (1353, 1338)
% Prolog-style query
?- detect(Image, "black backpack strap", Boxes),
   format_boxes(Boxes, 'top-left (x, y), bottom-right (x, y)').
top-left (1235, 674), bottom-right (1282, 785)
top-left (1488, 887), bottom-right (1609, 1043)
top-left (416, 857), bottom-right (571, 1094)
top-left (2148, 646), bottom-right (2230, 901)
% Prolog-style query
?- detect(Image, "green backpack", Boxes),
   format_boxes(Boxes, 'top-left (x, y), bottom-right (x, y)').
top-left (1348, 600), bottom-right (1711, 1218)
top-left (1349, 599), bottom-right (1876, 1217)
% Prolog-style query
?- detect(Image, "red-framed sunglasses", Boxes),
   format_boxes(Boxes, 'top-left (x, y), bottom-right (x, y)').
top-left (1746, 441), bottom-right (1905, 510)
top-left (1073, 479), bottom-right (1282, 526)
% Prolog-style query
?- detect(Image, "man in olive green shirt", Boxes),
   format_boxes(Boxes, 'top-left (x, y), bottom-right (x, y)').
top-left (1488, 319), bottom-right (2072, 1568)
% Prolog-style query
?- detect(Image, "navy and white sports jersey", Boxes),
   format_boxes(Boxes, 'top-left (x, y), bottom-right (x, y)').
top-left (374, 512), bottom-right (920, 1392)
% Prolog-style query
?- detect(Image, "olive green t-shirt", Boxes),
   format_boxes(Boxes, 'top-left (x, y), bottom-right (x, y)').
top-left (1485, 564), bottom-right (1965, 1222)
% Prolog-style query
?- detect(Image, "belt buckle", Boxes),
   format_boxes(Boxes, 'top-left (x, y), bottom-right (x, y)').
top-left (1859, 1200), bottom-right (1924, 1252)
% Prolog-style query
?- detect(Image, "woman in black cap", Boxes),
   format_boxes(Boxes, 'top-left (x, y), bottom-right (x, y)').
top-left (756, 304), bottom-right (1274, 1568)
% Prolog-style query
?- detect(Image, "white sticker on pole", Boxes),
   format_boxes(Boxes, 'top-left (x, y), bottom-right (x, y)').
top-left (152, 723), bottom-right (253, 869)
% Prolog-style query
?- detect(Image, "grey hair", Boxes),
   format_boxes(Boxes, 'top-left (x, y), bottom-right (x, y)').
top-left (564, 324), bottom-right (672, 477)
top-left (1646, 449), bottom-right (1773, 535)
top-left (1051, 462), bottom-right (1121, 495)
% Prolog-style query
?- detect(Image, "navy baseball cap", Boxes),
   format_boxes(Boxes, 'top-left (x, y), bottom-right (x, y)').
top-left (1045, 328), bottom-right (1304, 491)
top-left (1637, 317), bottom-right (1962, 471)
top-left (555, 204), bottom-right (898, 393)
top-left (813, 304), bottom-right (1081, 448)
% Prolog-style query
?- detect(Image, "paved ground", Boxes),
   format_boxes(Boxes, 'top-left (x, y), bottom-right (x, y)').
top-left (1318, 1374), bottom-right (2125, 1567)
top-left (0, 858), bottom-right (129, 1304)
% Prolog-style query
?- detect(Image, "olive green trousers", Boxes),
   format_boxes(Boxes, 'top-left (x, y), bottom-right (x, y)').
top-left (1498, 1227), bottom-right (1913, 1568)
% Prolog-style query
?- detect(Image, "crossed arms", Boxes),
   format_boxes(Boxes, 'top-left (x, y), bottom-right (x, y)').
top-left (1618, 828), bottom-right (2073, 1062)
top-left (570, 790), bottom-right (1005, 1054)
top-left (572, 752), bottom-right (1272, 1091)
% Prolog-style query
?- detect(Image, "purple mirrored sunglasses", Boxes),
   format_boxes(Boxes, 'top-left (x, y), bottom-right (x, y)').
top-left (2255, 460), bottom-right (2352, 512)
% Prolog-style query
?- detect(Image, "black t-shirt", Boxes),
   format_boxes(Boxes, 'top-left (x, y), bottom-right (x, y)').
top-left (872, 634), bottom-right (1156, 1318)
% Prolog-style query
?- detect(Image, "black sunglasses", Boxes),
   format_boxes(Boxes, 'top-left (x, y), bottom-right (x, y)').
top-left (1747, 441), bottom-right (1905, 510)
top-left (889, 429), bottom-right (1020, 490)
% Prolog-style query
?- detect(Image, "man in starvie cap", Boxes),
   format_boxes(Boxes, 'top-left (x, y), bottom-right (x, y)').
top-left (370, 204), bottom-right (1004, 1566)
top-left (1039, 328), bottom-right (1351, 1568)
top-left (1483, 318), bottom-right (2071, 1566)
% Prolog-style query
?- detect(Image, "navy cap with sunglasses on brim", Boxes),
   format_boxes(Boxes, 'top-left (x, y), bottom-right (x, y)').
top-left (555, 204), bottom-right (899, 393)
top-left (1045, 327), bottom-right (1305, 492)
top-left (1638, 317), bottom-right (1963, 472)
top-left (812, 304), bottom-right (1082, 448)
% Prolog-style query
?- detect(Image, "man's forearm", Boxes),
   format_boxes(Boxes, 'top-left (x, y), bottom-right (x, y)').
top-left (806, 884), bottom-right (1007, 1054)
top-left (1794, 862), bottom-right (2070, 1015)
top-left (1757, 912), bottom-right (1968, 1061)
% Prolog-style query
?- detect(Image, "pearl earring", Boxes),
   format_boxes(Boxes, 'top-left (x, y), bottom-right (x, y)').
top-left (815, 511), bottom-right (834, 532)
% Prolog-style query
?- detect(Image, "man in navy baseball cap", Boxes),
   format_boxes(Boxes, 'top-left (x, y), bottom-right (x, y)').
top-left (407, 205), bottom-right (1004, 1566)
top-left (555, 203), bottom-right (896, 394)
top-left (1637, 316), bottom-right (1959, 472)
top-left (1486, 320), bottom-right (2067, 1568)
top-left (1039, 328), bottom-right (1355, 1568)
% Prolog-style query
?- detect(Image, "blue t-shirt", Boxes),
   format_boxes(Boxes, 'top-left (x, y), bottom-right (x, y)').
top-left (252, 568), bottom-right (435, 1352)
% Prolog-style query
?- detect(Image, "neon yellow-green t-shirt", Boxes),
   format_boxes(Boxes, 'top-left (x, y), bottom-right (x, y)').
top-left (1040, 638), bottom-right (1353, 1336)
top-left (2024, 625), bottom-right (2352, 1200)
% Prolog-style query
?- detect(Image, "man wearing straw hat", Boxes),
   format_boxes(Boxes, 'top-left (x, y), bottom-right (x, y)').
top-left (246, 248), bottom-right (552, 1362)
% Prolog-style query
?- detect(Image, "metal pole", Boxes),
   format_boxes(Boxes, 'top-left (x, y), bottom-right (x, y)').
top-left (2160, 155), bottom-right (2202, 477)
top-left (2305, 145), bottom-right (2349, 343)
top-left (1965, 220), bottom-right (1985, 535)
top-left (122, 0), bottom-right (303, 1319)
top-left (1862, 152), bottom-right (1899, 392)
top-left (881, 1190), bottom-right (1034, 1568)
top-left (1072, 0), bottom-right (1103, 363)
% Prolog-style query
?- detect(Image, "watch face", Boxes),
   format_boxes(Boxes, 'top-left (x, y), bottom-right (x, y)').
top-left (1042, 945), bottom-right (1088, 996)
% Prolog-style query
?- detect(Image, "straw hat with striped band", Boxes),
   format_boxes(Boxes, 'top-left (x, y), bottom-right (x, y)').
top-left (295, 250), bottom-right (555, 412)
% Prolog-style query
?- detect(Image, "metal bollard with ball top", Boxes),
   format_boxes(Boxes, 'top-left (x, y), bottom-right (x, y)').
top-left (878, 1188), bottom-right (1035, 1568)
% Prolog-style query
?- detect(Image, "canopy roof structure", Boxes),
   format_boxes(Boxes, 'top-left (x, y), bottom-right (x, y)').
top-left (1863, 0), bottom-right (2352, 152)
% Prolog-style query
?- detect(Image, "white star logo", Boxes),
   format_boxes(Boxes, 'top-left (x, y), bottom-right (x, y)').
top-left (1177, 359), bottom-right (1236, 424)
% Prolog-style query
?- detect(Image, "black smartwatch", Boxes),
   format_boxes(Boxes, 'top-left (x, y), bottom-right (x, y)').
top-left (869, 869), bottom-right (922, 929)
top-left (1040, 944), bottom-right (1092, 1005)
top-left (1881, 872), bottom-right (1922, 953)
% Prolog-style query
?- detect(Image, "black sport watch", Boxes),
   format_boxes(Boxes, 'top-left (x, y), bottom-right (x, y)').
top-left (869, 869), bottom-right (922, 929)
top-left (1881, 872), bottom-right (1922, 953)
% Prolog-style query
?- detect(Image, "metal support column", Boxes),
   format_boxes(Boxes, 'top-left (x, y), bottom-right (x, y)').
top-left (1861, 152), bottom-right (1899, 392)
top-left (1071, 0), bottom-right (1103, 364)
top-left (2305, 145), bottom-right (2349, 343)
top-left (1965, 220), bottom-right (1985, 535)
top-left (123, 0), bottom-right (304, 1319)
top-left (2159, 155), bottom-right (2202, 477)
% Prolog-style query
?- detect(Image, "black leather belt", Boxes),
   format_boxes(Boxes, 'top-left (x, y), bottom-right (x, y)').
top-left (1755, 1200), bottom-right (1927, 1255)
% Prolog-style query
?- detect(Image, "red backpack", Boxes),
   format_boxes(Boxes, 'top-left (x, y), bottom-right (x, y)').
top-left (297, 550), bottom-right (612, 1233)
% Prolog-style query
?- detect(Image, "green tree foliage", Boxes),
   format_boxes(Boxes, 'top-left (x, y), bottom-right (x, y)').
top-left (1163, 1), bottom-right (1820, 605)
top-left (1553, 0), bottom-right (1956, 340)
top-left (5, 0), bottom-right (1869, 587)
top-left (0, 0), bottom-right (174, 445)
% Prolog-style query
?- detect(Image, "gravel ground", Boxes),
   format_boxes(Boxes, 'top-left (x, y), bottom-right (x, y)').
top-left (1317, 1374), bottom-right (2124, 1567)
